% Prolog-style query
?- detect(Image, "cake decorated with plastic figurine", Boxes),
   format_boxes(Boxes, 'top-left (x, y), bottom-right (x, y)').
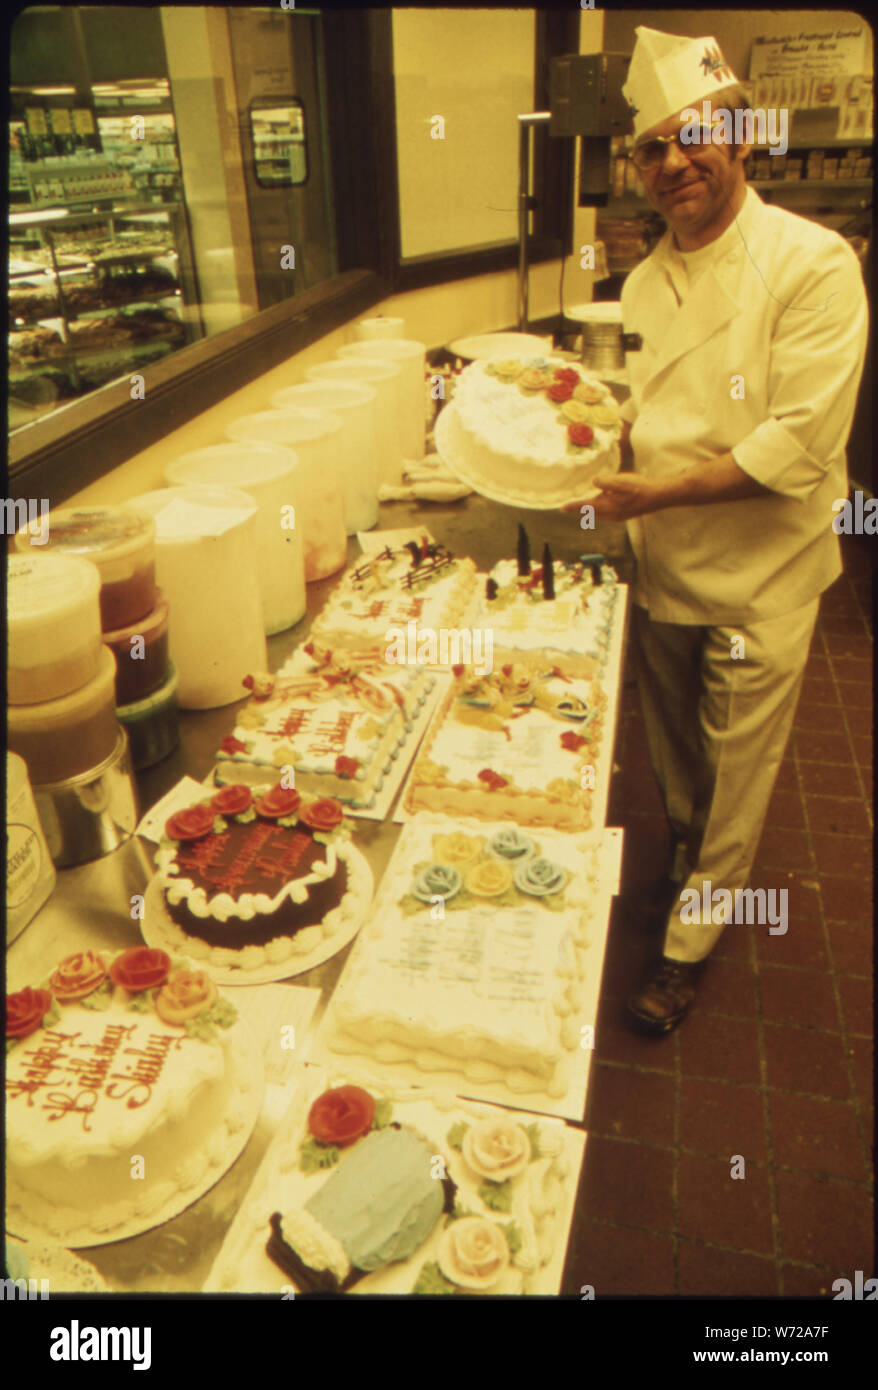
top-left (309, 535), bottom-right (478, 657)
top-left (472, 525), bottom-right (620, 668)
top-left (403, 650), bottom-right (605, 831)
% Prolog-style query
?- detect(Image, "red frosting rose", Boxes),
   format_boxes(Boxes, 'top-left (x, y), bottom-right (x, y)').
top-left (220, 735), bottom-right (248, 755)
top-left (165, 803), bottom-right (216, 842)
top-left (451, 663), bottom-right (465, 678)
top-left (546, 381), bottom-right (574, 403)
top-left (308, 1085), bottom-right (376, 1147)
top-left (568, 423), bottom-right (595, 448)
top-left (210, 785), bottom-right (253, 817)
top-left (560, 730), bottom-right (587, 752)
top-left (478, 769), bottom-right (509, 791)
top-left (300, 798), bottom-right (344, 832)
top-left (254, 784), bottom-right (302, 820)
top-left (334, 755), bottom-right (360, 779)
top-left (6, 987), bottom-right (53, 1039)
top-left (110, 947), bottom-right (172, 993)
top-left (553, 367), bottom-right (580, 385)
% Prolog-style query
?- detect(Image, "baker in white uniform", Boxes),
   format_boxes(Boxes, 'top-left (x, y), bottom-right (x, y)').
top-left (573, 27), bottom-right (868, 1032)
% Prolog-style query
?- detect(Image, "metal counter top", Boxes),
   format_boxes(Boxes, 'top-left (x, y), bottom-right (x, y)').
top-left (7, 486), bottom-right (633, 1293)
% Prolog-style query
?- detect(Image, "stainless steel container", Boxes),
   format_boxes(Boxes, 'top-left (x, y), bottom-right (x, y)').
top-left (32, 727), bottom-right (139, 868)
top-left (578, 302), bottom-right (625, 372)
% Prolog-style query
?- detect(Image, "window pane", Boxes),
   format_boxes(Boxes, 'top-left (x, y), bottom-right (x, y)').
top-left (393, 8), bottom-right (536, 259)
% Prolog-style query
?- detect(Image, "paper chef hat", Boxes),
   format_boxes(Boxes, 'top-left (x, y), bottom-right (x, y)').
top-left (623, 26), bottom-right (739, 139)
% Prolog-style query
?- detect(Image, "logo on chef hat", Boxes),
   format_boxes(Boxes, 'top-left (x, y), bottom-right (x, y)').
top-left (624, 26), bottom-right (739, 138)
top-left (699, 44), bottom-right (734, 84)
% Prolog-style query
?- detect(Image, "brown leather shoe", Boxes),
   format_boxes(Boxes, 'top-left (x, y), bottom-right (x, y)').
top-left (627, 957), bottom-right (702, 1035)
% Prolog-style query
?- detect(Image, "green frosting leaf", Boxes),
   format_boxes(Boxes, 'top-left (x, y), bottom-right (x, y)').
top-left (299, 1137), bottom-right (340, 1174)
top-left (503, 1222), bottom-right (523, 1255)
top-left (372, 1097), bottom-right (393, 1129)
top-left (446, 1121), bottom-right (469, 1151)
top-left (235, 807), bottom-right (257, 823)
top-left (211, 817), bottom-right (227, 834)
top-left (43, 998), bottom-right (61, 1028)
top-left (478, 1179), bottom-right (514, 1213)
top-left (126, 989), bottom-right (155, 1013)
top-left (183, 997), bottom-right (238, 1041)
top-left (276, 815), bottom-right (301, 829)
top-left (523, 1123), bottom-right (542, 1162)
top-left (449, 1200), bottom-right (474, 1223)
top-left (413, 1262), bottom-right (457, 1296)
top-left (80, 980), bottom-right (114, 1012)
top-left (7, 1037), bottom-right (20, 1054)
top-left (169, 956), bottom-right (193, 973)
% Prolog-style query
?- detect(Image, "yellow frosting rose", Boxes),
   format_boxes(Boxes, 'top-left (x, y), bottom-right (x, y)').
top-left (518, 368), bottom-right (553, 392)
top-left (588, 403), bottom-right (620, 429)
top-left (465, 860), bottom-right (513, 898)
top-left (560, 399), bottom-right (591, 424)
top-left (434, 833), bottom-right (482, 867)
top-left (572, 382), bottom-right (606, 405)
top-left (492, 359), bottom-right (524, 381)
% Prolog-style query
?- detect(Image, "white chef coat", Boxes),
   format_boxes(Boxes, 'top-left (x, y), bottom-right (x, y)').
top-left (620, 185), bottom-right (868, 624)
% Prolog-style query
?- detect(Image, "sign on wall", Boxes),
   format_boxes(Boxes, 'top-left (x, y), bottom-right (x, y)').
top-left (749, 27), bottom-right (867, 79)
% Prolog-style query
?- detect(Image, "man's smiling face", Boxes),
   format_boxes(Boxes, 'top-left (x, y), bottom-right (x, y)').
top-left (635, 99), bottom-right (751, 249)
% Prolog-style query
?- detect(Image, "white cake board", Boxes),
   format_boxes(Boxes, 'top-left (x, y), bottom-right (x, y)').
top-left (307, 830), bottom-right (622, 1122)
top-left (393, 584), bottom-right (628, 830)
top-left (435, 399), bottom-right (620, 511)
top-left (141, 843), bottom-right (373, 985)
top-left (6, 1021), bottom-right (264, 1251)
top-left (203, 1063), bottom-right (587, 1296)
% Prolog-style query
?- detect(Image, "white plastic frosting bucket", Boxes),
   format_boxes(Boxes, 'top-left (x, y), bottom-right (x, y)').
top-left (355, 315), bottom-right (406, 341)
top-left (129, 485), bottom-right (267, 708)
top-left (337, 338), bottom-right (427, 475)
top-left (305, 358), bottom-right (403, 490)
top-left (165, 442), bottom-right (306, 635)
top-left (226, 408), bottom-right (346, 581)
top-left (271, 381), bottom-right (379, 534)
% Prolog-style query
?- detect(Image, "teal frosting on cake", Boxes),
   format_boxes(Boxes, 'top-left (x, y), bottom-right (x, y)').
top-left (304, 1128), bottom-right (444, 1272)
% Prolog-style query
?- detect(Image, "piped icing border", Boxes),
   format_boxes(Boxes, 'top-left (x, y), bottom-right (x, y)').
top-left (155, 782), bottom-right (352, 923)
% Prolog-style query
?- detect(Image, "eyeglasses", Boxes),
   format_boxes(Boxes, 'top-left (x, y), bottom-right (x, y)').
top-left (631, 121), bottom-right (725, 171)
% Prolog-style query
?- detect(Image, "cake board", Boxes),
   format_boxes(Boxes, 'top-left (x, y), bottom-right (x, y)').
top-left (141, 841), bottom-right (374, 985)
top-left (202, 1064), bottom-right (587, 1296)
top-left (5, 1020), bottom-right (264, 1251)
top-left (307, 829), bottom-right (622, 1122)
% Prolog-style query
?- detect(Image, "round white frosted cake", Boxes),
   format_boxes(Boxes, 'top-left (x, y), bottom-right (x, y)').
top-left (6, 946), bottom-right (250, 1236)
top-left (436, 355), bottom-right (622, 507)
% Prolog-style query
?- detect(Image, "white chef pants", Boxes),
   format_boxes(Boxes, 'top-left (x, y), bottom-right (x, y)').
top-left (631, 598), bottom-right (820, 962)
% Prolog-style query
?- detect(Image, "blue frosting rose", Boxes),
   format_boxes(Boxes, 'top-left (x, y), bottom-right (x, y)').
top-left (514, 856), bottom-right (567, 898)
top-left (490, 828), bottom-right (535, 861)
top-left (412, 863), bottom-right (462, 903)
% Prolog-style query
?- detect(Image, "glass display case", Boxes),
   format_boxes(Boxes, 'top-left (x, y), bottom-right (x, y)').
top-left (9, 201), bottom-right (201, 431)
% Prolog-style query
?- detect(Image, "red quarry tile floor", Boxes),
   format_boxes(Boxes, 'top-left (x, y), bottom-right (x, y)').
top-left (562, 533), bottom-right (874, 1296)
